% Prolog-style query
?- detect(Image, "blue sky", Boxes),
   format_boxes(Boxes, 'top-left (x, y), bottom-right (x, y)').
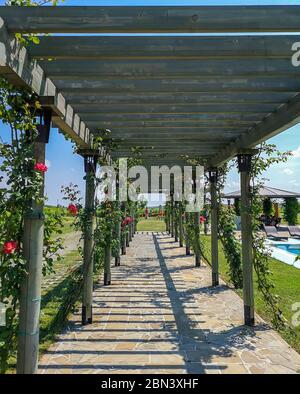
top-left (1, 1), bottom-right (300, 206)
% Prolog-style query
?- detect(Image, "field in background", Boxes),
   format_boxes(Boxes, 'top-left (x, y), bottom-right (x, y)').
top-left (137, 217), bottom-right (166, 232)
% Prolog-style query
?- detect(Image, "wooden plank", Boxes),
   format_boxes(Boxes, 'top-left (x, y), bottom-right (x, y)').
top-left (52, 77), bottom-right (300, 92)
top-left (211, 93), bottom-right (300, 166)
top-left (90, 121), bottom-right (254, 129)
top-left (74, 103), bottom-right (275, 115)
top-left (41, 59), bottom-right (300, 78)
top-left (2, 6), bottom-right (300, 33)
top-left (83, 113), bottom-right (262, 122)
top-left (62, 92), bottom-right (294, 105)
top-left (94, 129), bottom-right (243, 138)
top-left (29, 35), bottom-right (300, 59)
top-left (0, 17), bottom-right (91, 148)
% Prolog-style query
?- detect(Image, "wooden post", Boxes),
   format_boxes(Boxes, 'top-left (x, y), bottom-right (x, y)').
top-left (126, 229), bottom-right (130, 247)
top-left (121, 202), bottom-right (126, 255)
top-left (82, 155), bottom-right (96, 325)
top-left (192, 167), bottom-right (201, 267)
top-left (174, 202), bottom-right (178, 242)
top-left (170, 193), bottom-right (174, 237)
top-left (17, 141), bottom-right (46, 374)
top-left (194, 211), bottom-right (201, 267)
top-left (122, 232), bottom-right (127, 255)
top-left (185, 212), bottom-right (191, 255)
top-left (104, 243), bottom-right (111, 285)
top-left (209, 170), bottom-right (219, 286)
top-left (178, 203), bottom-right (184, 247)
top-left (238, 153), bottom-right (255, 326)
top-left (114, 212), bottom-right (121, 267)
top-left (128, 212), bottom-right (132, 242)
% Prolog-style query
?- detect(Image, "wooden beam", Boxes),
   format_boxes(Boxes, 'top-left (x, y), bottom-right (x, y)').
top-left (52, 77), bottom-right (300, 92)
top-left (93, 129), bottom-right (243, 139)
top-left (62, 92), bottom-right (294, 105)
top-left (74, 103), bottom-right (275, 115)
top-left (29, 35), bottom-right (300, 59)
top-left (211, 93), bottom-right (300, 166)
top-left (41, 59), bottom-right (300, 78)
top-left (0, 17), bottom-right (91, 148)
top-left (86, 113), bottom-right (262, 122)
top-left (89, 121), bottom-right (254, 129)
top-left (2, 6), bottom-right (300, 33)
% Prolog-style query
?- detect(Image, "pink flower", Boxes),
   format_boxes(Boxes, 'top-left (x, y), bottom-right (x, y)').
top-left (67, 204), bottom-right (78, 216)
top-left (34, 162), bottom-right (48, 173)
top-left (3, 241), bottom-right (18, 255)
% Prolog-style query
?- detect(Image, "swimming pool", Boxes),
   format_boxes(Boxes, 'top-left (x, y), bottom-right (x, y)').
top-left (265, 239), bottom-right (300, 268)
top-left (274, 244), bottom-right (300, 256)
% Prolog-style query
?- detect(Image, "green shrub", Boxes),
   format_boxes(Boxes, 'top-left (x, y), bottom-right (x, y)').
top-left (283, 197), bottom-right (299, 225)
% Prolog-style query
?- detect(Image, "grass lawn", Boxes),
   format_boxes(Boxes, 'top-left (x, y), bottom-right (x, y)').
top-left (39, 249), bottom-right (82, 355)
top-left (202, 235), bottom-right (300, 353)
top-left (137, 217), bottom-right (166, 232)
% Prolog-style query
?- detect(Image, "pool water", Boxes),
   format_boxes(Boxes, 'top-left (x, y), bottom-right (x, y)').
top-left (275, 244), bottom-right (300, 255)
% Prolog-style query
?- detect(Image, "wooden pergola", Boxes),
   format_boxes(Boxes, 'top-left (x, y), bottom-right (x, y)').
top-left (1, 5), bottom-right (300, 374)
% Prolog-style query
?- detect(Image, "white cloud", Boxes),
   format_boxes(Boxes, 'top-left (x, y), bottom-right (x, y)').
top-left (282, 168), bottom-right (294, 175)
top-left (45, 159), bottom-right (51, 168)
top-left (292, 146), bottom-right (300, 158)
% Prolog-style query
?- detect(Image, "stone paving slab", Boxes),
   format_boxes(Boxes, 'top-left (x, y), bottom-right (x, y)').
top-left (39, 233), bottom-right (300, 374)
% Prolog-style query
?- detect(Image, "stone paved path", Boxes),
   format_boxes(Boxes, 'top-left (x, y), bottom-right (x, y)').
top-left (39, 233), bottom-right (300, 374)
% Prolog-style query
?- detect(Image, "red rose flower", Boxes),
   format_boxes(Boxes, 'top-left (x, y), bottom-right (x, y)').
top-left (34, 162), bottom-right (48, 173)
top-left (3, 241), bottom-right (18, 255)
top-left (67, 203), bottom-right (78, 216)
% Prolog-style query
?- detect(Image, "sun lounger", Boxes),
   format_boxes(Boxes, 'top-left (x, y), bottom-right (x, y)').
top-left (288, 226), bottom-right (300, 239)
top-left (263, 225), bottom-right (289, 240)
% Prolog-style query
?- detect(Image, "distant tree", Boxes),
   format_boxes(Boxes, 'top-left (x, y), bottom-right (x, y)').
top-left (263, 197), bottom-right (273, 217)
top-left (283, 197), bottom-right (299, 225)
top-left (234, 198), bottom-right (240, 216)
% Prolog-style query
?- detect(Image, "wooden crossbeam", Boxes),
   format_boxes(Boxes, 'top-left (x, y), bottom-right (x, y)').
top-left (28, 35), bottom-right (300, 59)
top-left (62, 92), bottom-right (294, 105)
top-left (51, 77), bottom-right (300, 93)
top-left (1, 6), bottom-right (300, 33)
top-left (40, 59), bottom-right (300, 79)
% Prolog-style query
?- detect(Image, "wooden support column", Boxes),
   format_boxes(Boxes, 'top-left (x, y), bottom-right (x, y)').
top-left (126, 229), bottom-right (130, 247)
top-left (114, 207), bottom-right (121, 267)
top-left (238, 152), bottom-right (255, 326)
top-left (170, 192), bottom-right (174, 237)
top-left (185, 212), bottom-right (191, 255)
top-left (165, 200), bottom-right (170, 234)
top-left (104, 244), bottom-right (111, 285)
top-left (17, 110), bottom-right (51, 375)
top-left (192, 168), bottom-right (201, 267)
top-left (17, 141), bottom-right (45, 374)
top-left (122, 233), bottom-right (127, 255)
top-left (121, 202), bottom-right (126, 255)
top-left (194, 211), bottom-right (201, 267)
top-left (81, 154), bottom-right (97, 325)
top-left (174, 202), bottom-right (178, 242)
top-left (178, 203), bottom-right (184, 247)
top-left (209, 169), bottom-right (219, 286)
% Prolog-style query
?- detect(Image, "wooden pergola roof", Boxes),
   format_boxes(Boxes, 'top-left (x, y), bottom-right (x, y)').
top-left (1, 5), bottom-right (300, 167)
